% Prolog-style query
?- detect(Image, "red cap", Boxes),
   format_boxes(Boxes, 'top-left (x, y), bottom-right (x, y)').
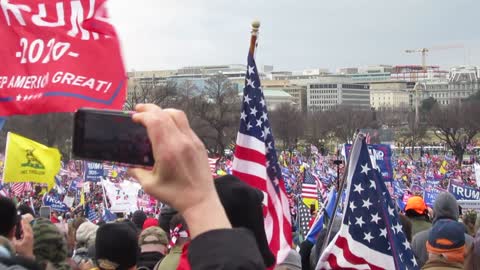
top-left (142, 218), bottom-right (158, 230)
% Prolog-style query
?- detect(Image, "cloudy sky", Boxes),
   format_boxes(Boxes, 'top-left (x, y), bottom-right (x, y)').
top-left (108, 0), bottom-right (479, 72)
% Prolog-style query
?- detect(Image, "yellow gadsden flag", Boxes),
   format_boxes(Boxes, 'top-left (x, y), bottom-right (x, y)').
top-left (3, 132), bottom-right (61, 191)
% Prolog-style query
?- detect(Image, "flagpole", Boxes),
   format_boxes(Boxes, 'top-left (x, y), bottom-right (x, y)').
top-left (249, 20), bottom-right (260, 56)
top-left (321, 133), bottom-right (363, 253)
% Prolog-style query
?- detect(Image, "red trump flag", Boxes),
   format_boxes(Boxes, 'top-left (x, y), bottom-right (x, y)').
top-left (0, 0), bottom-right (126, 116)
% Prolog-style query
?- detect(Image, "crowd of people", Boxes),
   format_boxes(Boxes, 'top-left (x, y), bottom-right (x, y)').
top-left (0, 104), bottom-right (479, 269)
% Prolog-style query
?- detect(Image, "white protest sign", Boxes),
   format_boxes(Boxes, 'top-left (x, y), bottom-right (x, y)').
top-left (102, 178), bottom-right (141, 213)
top-left (63, 196), bottom-right (74, 208)
top-left (458, 200), bottom-right (480, 213)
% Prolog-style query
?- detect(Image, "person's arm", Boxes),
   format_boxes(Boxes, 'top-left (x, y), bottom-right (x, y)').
top-left (188, 228), bottom-right (265, 270)
top-left (130, 104), bottom-right (231, 238)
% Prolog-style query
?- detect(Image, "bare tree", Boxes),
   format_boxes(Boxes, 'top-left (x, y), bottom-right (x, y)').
top-left (193, 74), bottom-right (241, 155)
top-left (304, 111), bottom-right (334, 147)
top-left (329, 106), bottom-right (376, 143)
top-left (124, 81), bottom-right (178, 110)
top-left (427, 101), bottom-right (480, 165)
top-left (1, 113), bottom-right (73, 159)
top-left (269, 103), bottom-right (305, 149)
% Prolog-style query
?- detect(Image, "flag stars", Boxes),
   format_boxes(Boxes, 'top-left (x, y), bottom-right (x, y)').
top-left (349, 201), bottom-right (357, 211)
top-left (362, 198), bottom-right (372, 210)
top-left (361, 163), bottom-right (371, 175)
top-left (244, 95), bottom-right (252, 104)
top-left (240, 111), bottom-right (247, 121)
top-left (363, 232), bottom-right (374, 243)
top-left (403, 239), bottom-right (411, 250)
top-left (264, 126), bottom-right (271, 137)
top-left (371, 213), bottom-right (381, 224)
top-left (411, 258), bottom-right (418, 267)
top-left (379, 228), bottom-right (387, 238)
top-left (388, 206), bottom-right (395, 216)
top-left (246, 78), bottom-right (255, 88)
top-left (248, 65), bottom-right (255, 75)
top-left (355, 216), bottom-right (365, 228)
top-left (370, 180), bottom-right (376, 190)
top-left (250, 106), bottom-right (258, 116)
top-left (261, 112), bottom-right (268, 121)
top-left (256, 119), bottom-right (263, 127)
top-left (353, 183), bottom-right (364, 195)
top-left (394, 223), bottom-right (403, 234)
top-left (260, 98), bottom-right (265, 107)
top-left (246, 122), bottom-right (253, 130)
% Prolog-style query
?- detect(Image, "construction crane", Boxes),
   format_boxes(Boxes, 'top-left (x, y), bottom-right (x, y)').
top-left (404, 44), bottom-right (464, 132)
top-left (404, 44), bottom-right (464, 72)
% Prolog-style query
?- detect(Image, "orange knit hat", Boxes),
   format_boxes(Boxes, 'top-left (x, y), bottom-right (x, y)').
top-left (405, 196), bottom-right (427, 214)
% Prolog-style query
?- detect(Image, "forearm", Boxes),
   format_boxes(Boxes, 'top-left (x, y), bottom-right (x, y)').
top-left (181, 193), bottom-right (231, 239)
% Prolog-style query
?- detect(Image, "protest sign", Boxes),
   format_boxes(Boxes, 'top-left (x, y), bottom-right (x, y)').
top-left (84, 162), bottom-right (104, 182)
top-left (43, 195), bottom-right (69, 212)
top-left (449, 182), bottom-right (480, 200)
top-left (102, 179), bottom-right (141, 213)
top-left (63, 196), bottom-right (74, 208)
top-left (475, 163), bottom-right (480, 187)
top-left (424, 188), bottom-right (443, 207)
top-left (457, 200), bottom-right (480, 213)
top-left (345, 144), bottom-right (394, 181)
top-left (0, 0), bottom-right (126, 116)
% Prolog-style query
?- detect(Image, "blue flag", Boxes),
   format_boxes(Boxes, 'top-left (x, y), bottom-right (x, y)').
top-left (85, 204), bottom-right (98, 222)
top-left (0, 118), bottom-right (6, 131)
top-left (102, 208), bottom-right (117, 222)
top-left (306, 188), bottom-right (337, 244)
top-left (43, 195), bottom-right (70, 212)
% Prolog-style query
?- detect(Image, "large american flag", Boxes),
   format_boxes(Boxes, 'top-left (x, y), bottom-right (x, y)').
top-left (232, 51), bottom-right (292, 263)
top-left (11, 182), bottom-right (32, 196)
top-left (316, 136), bottom-right (418, 270)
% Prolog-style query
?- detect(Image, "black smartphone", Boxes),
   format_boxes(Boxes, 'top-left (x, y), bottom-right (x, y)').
top-left (15, 212), bottom-right (22, 240)
top-left (73, 108), bottom-right (154, 166)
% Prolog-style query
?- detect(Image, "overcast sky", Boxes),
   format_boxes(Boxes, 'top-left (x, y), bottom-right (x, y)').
top-left (108, 0), bottom-right (479, 72)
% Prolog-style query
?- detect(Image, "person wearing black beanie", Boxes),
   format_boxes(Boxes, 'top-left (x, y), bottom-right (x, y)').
top-left (214, 174), bottom-right (276, 268)
top-left (132, 210), bottom-right (147, 231)
top-left (95, 222), bottom-right (140, 270)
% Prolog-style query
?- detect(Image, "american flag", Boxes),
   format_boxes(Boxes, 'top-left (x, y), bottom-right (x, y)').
top-left (11, 182), bottom-right (32, 196)
top-left (303, 171), bottom-right (319, 200)
top-left (316, 136), bottom-right (418, 270)
top-left (208, 158), bottom-right (218, 177)
top-left (298, 200), bottom-right (312, 239)
top-left (232, 50), bottom-right (292, 263)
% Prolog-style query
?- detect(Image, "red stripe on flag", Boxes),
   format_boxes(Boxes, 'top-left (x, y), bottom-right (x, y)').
top-left (231, 170), bottom-right (266, 191)
top-left (234, 145), bottom-right (266, 165)
top-left (326, 236), bottom-right (383, 270)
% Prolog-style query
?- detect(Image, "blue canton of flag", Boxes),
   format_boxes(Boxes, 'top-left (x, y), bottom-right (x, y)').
top-left (317, 136), bottom-right (418, 270)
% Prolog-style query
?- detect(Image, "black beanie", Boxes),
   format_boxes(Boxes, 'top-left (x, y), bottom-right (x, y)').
top-left (215, 175), bottom-right (276, 267)
top-left (132, 210), bottom-right (147, 230)
top-left (95, 223), bottom-right (139, 270)
top-left (158, 206), bottom-right (178, 235)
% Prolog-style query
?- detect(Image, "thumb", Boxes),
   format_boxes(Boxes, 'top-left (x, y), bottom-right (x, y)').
top-left (128, 168), bottom-right (155, 191)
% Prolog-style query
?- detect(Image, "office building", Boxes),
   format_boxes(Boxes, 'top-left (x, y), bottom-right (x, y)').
top-left (307, 83), bottom-right (370, 112)
top-left (370, 82), bottom-right (409, 109)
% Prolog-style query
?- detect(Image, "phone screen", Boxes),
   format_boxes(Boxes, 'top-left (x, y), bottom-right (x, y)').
top-left (73, 109), bottom-right (154, 166)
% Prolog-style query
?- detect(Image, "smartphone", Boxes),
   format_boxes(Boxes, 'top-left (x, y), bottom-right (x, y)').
top-left (39, 206), bottom-right (51, 219)
top-left (73, 108), bottom-right (154, 166)
top-left (15, 212), bottom-right (23, 240)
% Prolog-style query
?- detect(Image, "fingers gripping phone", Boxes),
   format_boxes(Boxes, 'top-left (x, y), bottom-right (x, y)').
top-left (73, 108), bottom-right (154, 166)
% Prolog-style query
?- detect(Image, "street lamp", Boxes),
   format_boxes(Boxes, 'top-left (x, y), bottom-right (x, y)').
top-left (333, 159), bottom-right (343, 187)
